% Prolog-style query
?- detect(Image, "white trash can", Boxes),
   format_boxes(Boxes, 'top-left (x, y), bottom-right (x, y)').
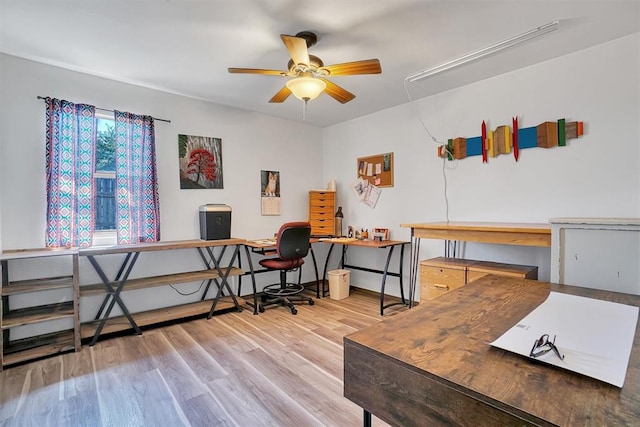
top-left (328, 269), bottom-right (350, 300)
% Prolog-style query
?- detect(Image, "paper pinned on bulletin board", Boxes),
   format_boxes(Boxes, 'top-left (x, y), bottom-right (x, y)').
top-left (351, 177), bottom-right (368, 201)
top-left (363, 185), bottom-right (381, 208)
top-left (351, 177), bottom-right (381, 209)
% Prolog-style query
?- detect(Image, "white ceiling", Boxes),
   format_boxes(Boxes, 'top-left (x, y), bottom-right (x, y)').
top-left (1, 1), bottom-right (638, 127)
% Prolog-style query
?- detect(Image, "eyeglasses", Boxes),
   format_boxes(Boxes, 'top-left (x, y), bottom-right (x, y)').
top-left (529, 334), bottom-right (565, 360)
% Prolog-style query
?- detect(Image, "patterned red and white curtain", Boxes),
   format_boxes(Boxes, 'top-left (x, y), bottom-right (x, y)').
top-left (45, 98), bottom-right (96, 247)
top-left (114, 110), bottom-right (160, 244)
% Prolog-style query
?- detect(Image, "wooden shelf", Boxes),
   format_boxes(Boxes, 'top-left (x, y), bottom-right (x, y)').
top-left (80, 297), bottom-right (241, 339)
top-left (2, 330), bottom-right (75, 367)
top-left (1, 301), bottom-right (74, 329)
top-left (2, 275), bottom-right (74, 296)
top-left (2, 249), bottom-right (79, 370)
top-left (80, 267), bottom-right (243, 297)
top-left (0, 247), bottom-right (78, 261)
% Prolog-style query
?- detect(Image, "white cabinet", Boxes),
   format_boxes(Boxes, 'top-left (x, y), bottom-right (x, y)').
top-left (550, 218), bottom-right (640, 294)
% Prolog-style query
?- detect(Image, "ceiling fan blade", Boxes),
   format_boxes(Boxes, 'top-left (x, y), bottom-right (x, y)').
top-left (269, 86), bottom-right (292, 103)
top-left (228, 67), bottom-right (287, 76)
top-left (320, 59), bottom-right (382, 76)
top-left (280, 34), bottom-right (310, 67)
top-left (321, 78), bottom-right (355, 104)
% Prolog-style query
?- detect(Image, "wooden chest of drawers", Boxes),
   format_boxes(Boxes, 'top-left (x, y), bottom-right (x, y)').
top-left (420, 257), bottom-right (538, 302)
top-left (420, 258), bottom-right (476, 301)
top-left (308, 190), bottom-right (336, 236)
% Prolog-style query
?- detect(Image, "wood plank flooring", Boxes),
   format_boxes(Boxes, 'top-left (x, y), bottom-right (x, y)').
top-left (0, 288), bottom-right (407, 426)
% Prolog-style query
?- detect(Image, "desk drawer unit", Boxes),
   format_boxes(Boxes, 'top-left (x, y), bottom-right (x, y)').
top-left (420, 258), bottom-right (475, 301)
top-left (467, 261), bottom-right (538, 283)
top-left (308, 190), bottom-right (336, 236)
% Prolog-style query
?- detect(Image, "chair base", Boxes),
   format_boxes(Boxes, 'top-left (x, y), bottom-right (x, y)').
top-left (259, 282), bottom-right (314, 315)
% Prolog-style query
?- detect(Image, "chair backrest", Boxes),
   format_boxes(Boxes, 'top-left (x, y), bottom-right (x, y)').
top-left (276, 221), bottom-right (311, 260)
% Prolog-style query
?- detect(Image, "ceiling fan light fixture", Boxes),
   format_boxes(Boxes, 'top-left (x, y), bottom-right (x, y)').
top-left (286, 77), bottom-right (326, 101)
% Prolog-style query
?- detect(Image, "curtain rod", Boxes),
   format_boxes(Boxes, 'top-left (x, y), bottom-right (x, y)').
top-left (37, 96), bottom-right (171, 123)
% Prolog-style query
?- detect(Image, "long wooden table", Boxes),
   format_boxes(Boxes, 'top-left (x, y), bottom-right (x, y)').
top-left (344, 275), bottom-right (640, 426)
top-left (400, 221), bottom-right (552, 306)
top-left (79, 238), bottom-right (246, 345)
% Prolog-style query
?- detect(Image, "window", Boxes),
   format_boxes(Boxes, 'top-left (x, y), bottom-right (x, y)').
top-left (93, 116), bottom-right (117, 245)
top-left (45, 98), bottom-right (160, 248)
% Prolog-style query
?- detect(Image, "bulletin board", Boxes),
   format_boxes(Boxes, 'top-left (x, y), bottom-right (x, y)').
top-left (357, 152), bottom-right (394, 187)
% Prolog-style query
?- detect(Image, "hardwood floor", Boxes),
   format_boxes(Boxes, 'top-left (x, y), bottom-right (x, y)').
top-left (0, 288), bottom-right (407, 426)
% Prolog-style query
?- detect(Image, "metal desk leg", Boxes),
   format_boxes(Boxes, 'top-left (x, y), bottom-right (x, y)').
top-left (88, 253), bottom-right (142, 346)
top-left (205, 244), bottom-right (243, 318)
top-left (363, 409), bottom-right (372, 427)
top-left (242, 244), bottom-right (259, 315)
top-left (341, 244), bottom-right (348, 268)
top-left (321, 243), bottom-right (337, 298)
top-left (409, 236), bottom-right (421, 308)
top-left (196, 246), bottom-right (227, 301)
top-left (309, 245), bottom-right (321, 299)
top-left (378, 246), bottom-right (395, 316)
top-left (236, 246), bottom-right (244, 297)
top-left (93, 252), bottom-right (133, 320)
top-left (398, 243), bottom-right (406, 304)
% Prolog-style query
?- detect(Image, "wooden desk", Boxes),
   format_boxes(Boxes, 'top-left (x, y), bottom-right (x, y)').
top-left (321, 238), bottom-right (409, 315)
top-left (344, 275), bottom-right (640, 426)
top-left (402, 221), bottom-right (551, 247)
top-left (79, 238), bottom-right (246, 345)
top-left (401, 221), bottom-right (552, 306)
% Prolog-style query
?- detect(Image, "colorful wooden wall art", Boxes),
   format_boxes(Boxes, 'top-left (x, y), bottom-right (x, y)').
top-left (437, 118), bottom-right (584, 162)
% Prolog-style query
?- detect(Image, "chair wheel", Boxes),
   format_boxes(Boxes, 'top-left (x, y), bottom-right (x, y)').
top-left (258, 306), bottom-right (265, 313)
top-left (260, 295), bottom-right (268, 302)
top-left (309, 299), bottom-right (315, 305)
top-left (291, 308), bottom-right (298, 315)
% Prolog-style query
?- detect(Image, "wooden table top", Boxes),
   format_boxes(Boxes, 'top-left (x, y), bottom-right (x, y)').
top-left (401, 221), bottom-right (551, 233)
top-left (345, 275), bottom-right (640, 426)
top-left (78, 238), bottom-right (246, 256)
top-left (400, 221), bottom-right (552, 247)
top-left (244, 237), bottom-right (323, 249)
top-left (0, 246), bottom-right (79, 260)
top-left (321, 238), bottom-right (409, 248)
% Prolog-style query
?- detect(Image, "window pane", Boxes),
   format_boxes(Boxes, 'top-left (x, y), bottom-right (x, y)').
top-left (96, 117), bottom-right (115, 172)
top-left (95, 177), bottom-right (116, 230)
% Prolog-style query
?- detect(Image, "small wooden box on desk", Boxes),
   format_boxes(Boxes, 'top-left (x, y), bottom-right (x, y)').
top-left (420, 257), bottom-right (538, 301)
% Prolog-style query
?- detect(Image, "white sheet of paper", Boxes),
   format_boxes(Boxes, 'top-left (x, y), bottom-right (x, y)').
top-left (363, 184), bottom-right (381, 209)
top-left (490, 292), bottom-right (638, 387)
top-left (366, 163), bottom-right (373, 176)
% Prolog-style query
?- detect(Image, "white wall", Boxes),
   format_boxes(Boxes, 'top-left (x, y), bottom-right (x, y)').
top-left (0, 54), bottom-right (324, 247)
top-left (323, 33), bottom-right (640, 292)
top-left (0, 54), bottom-right (325, 329)
top-left (1, 32), bottom-right (639, 324)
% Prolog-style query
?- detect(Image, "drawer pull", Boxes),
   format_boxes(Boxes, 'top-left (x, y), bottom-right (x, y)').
top-left (434, 284), bottom-right (449, 290)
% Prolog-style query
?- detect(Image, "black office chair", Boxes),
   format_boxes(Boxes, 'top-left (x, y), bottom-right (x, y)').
top-left (258, 221), bottom-right (315, 314)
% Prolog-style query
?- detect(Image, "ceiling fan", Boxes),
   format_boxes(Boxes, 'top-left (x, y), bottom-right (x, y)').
top-left (228, 31), bottom-right (382, 105)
